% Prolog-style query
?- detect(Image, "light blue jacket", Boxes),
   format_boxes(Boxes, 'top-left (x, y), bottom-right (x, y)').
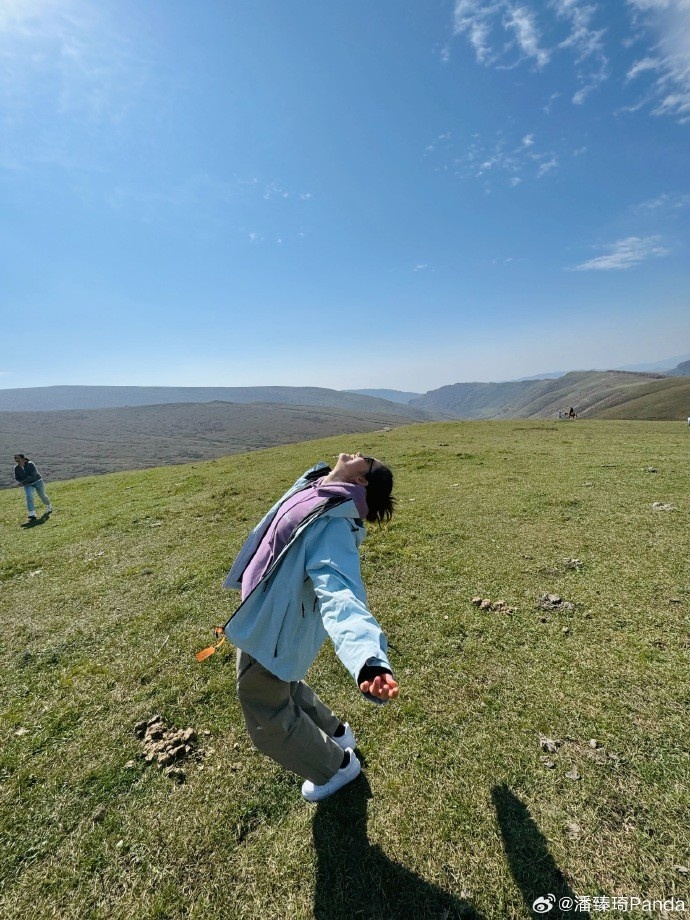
top-left (223, 463), bottom-right (392, 690)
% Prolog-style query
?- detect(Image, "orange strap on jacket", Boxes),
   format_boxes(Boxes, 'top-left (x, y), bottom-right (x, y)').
top-left (195, 626), bottom-right (226, 662)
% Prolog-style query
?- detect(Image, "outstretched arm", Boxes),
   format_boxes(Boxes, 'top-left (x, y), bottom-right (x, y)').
top-left (305, 518), bottom-right (399, 702)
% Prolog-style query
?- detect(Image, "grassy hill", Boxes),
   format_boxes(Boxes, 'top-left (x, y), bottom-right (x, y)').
top-left (1, 421), bottom-right (689, 918)
top-left (589, 377), bottom-right (690, 421)
top-left (412, 371), bottom-right (685, 421)
top-left (0, 385), bottom-right (433, 419)
top-left (0, 400), bottom-right (422, 486)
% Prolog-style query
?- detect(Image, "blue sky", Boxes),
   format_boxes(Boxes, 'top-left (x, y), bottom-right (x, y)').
top-left (1, 0), bottom-right (688, 392)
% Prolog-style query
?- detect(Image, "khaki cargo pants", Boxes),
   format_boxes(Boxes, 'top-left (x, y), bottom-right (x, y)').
top-left (236, 649), bottom-right (345, 785)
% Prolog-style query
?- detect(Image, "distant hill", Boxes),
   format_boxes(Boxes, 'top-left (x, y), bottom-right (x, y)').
top-left (589, 376), bottom-right (690, 420)
top-left (0, 400), bottom-right (422, 486)
top-left (344, 388), bottom-right (422, 404)
top-left (516, 371), bottom-right (566, 381)
top-left (411, 370), bottom-right (687, 421)
top-left (665, 360), bottom-right (690, 377)
top-left (0, 384), bottom-right (433, 420)
top-left (614, 353), bottom-right (690, 373)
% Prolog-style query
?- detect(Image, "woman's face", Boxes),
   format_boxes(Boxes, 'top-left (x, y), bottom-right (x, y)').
top-left (333, 452), bottom-right (380, 484)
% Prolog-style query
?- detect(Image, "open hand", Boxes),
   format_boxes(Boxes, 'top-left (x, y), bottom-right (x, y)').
top-left (359, 673), bottom-right (399, 700)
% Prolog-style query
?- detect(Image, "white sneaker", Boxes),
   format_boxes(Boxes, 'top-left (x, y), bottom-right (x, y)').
top-left (46, 505), bottom-right (53, 514)
top-left (332, 722), bottom-right (356, 751)
top-left (301, 749), bottom-right (361, 802)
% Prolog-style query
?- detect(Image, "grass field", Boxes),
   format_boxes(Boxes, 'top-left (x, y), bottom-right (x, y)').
top-left (1, 420), bottom-right (688, 919)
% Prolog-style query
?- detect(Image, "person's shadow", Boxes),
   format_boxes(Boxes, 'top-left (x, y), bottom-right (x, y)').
top-left (20, 512), bottom-right (50, 529)
top-left (492, 784), bottom-right (590, 919)
top-left (312, 769), bottom-right (484, 919)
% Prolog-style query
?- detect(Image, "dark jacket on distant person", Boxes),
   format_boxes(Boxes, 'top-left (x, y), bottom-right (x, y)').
top-left (14, 460), bottom-right (42, 486)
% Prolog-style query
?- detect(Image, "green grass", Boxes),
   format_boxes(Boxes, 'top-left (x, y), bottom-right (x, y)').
top-left (1, 420), bottom-right (689, 919)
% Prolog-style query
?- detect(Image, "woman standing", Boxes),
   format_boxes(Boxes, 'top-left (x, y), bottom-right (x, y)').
top-left (13, 454), bottom-right (53, 522)
top-left (223, 452), bottom-right (398, 802)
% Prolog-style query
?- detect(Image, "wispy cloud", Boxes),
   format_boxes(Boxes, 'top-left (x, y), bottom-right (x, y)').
top-left (634, 191), bottom-right (690, 213)
top-left (626, 0), bottom-right (690, 122)
top-left (453, 1), bottom-right (550, 68)
top-left (505, 6), bottom-right (550, 67)
top-left (450, 0), bottom-right (688, 120)
top-left (553, 0), bottom-right (609, 103)
top-left (569, 235), bottom-right (669, 270)
top-left (428, 129), bottom-right (561, 186)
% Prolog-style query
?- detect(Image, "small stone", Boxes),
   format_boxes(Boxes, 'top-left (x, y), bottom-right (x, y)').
top-left (564, 558), bottom-right (582, 570)
top-left (567, 821), bottom-right (581, 838)
top-left (471, 596), bottom-right (482, 606)
top-left (539, 735), bottom-right (561, 754)
top-left (480, 599), bottom-right (491, 610)
top-left (115, 839), bottom-right (124, 849)
top-left (589, 739), bottom-right (599, 749)
top-left (647, 467), bottom-right (658, 473)
top-left (146, 714), bottom-right (164, 727)
top-left (182, 728), bottom-right (197, 744)
top-left (673, 865), bottom-right (689, 874)
top-left (202, 729), bottom-right (212, 736)
top-left (540, 757), bottom-right (556, 769)
top-left (565, 768), bottom-right (581, 780)
top-left (562, 627), bottom-right (570, 634)
top-left (125, 760), bottom-right (136, 769)
top-left (14, 727), bottom-right (30, 737)
top-left (652, 502), bottom-right (675, 512)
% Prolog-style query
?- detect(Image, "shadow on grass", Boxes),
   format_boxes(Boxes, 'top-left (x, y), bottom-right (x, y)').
top-left (492, 784), bottom-right (590, 920)
top-left (20, 512), bottom-right (51, 529)
top-left (313, 770), bottom-right (483, 920)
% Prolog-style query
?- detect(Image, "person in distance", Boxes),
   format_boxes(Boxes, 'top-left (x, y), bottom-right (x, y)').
top-left (222, 452), bottom-right (398, 802)
top-left (13, 453), bottom-right (53, 523)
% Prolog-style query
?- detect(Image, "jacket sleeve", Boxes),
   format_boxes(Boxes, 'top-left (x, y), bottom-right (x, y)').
top-left (304, 517), bottom-right (392, 698)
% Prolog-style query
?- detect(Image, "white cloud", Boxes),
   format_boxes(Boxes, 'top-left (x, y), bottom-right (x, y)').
top-left (570, 235), bottom-right (670, 270)
top-left (634, 191), bottom-right (690, 213)
top-left (626, 0), bottom-right (690, 122)
top-left (431, 128), bottom-right (562, 186)
top-left (413, 263), bottom-right (429, 271)
top-left (450, 0), bottom-right (690, 119)
top-left (505, 6), bottom-right (550, 67)
top-left (537, 155), bottom-right (559, 176)
top-left (453, 1), bottom-right (550, 67)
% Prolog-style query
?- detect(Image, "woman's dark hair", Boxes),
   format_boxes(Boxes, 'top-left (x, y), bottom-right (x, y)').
top-left (364, 464), bottom-right (395, 524)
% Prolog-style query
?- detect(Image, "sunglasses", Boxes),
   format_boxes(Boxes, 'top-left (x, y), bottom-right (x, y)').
top-left (362, 456), bottom-right (375, 478)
